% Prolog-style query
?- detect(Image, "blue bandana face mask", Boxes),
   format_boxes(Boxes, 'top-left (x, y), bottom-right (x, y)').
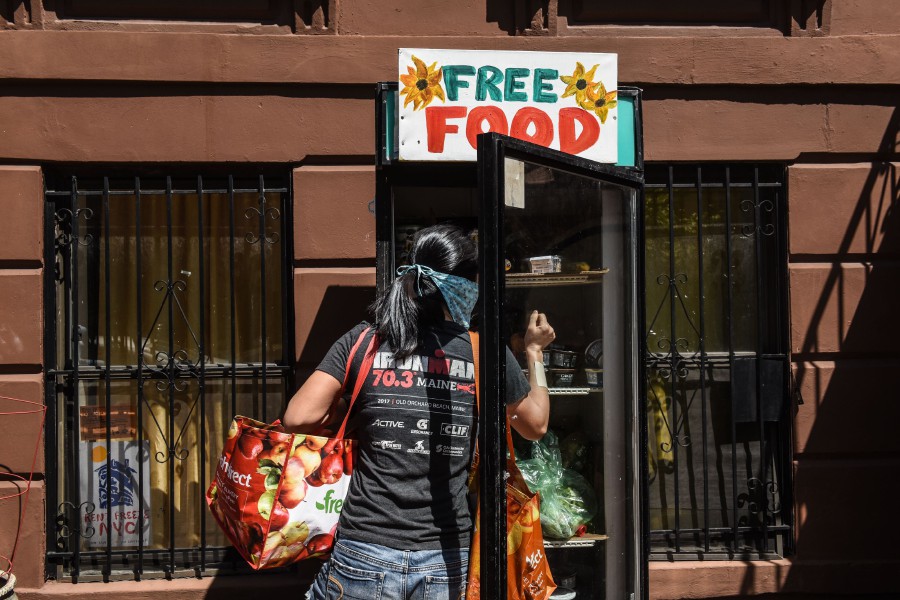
top-left (396, 264), bottom-right (479, 329)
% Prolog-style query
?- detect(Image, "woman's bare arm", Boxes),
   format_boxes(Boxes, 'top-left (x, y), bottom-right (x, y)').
top-left (508, 310), bottom-right (554, 441)
top-left (282, 371), bottom-right (343, 434)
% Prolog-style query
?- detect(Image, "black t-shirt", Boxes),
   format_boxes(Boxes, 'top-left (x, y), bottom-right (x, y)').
top-left (316, 320), bottom-right (530, 550)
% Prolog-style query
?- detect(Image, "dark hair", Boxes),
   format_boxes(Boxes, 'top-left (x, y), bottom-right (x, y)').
top-left (371, 224), bottom-right (478, 360)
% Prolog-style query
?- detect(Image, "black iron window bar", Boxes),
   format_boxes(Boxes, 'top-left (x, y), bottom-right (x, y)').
top-left (44, 173), bottom-right (293, 580)
top-left (643, 165), bottom-right (791, 559)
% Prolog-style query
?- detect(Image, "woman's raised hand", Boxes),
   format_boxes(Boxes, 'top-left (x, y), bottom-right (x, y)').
top-left (524, 310), bottom-right (555, 351)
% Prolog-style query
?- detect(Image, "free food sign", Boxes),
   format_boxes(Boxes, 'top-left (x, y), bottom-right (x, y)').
top-left (398, 48), bottom-right (618, 163)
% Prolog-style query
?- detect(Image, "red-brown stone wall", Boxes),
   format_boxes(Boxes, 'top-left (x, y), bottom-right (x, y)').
top-left (786, 162), bottom-right (900, 593)
top-left (0, 1), bottom-right (897, 598)
top-left (0, 167), bottom-right (45, 589)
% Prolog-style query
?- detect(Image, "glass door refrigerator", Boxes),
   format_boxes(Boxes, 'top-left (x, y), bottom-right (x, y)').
top-left (375, 83), bottom-right (646, 600)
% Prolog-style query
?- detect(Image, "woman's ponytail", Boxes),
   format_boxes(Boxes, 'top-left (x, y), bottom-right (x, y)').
top-left (373, 272), bottom-right (422, 360)
top-left (370, 224), bottom-right (478, 361)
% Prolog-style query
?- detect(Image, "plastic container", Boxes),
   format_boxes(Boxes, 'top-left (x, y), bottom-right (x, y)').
top-left (551, 587), bottom-right (577, 599)
top-left (554, 569), bottom-right (577, 588)
top-left (550, 368), bottom-right (576, 387)
top-left (584, 368), bottom-right (603, 388)
top-left (551, 350), bottom-right (579, 368)
top-left (584, 338), bottom-right (603, 369)
top-left (528, 255), bottom-right (562, 274)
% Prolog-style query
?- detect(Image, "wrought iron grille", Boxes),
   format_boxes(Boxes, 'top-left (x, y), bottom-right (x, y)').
top-left (44, 173), bottom-right (293, 580)
top-left (643, 165), bottom-right (791, 559)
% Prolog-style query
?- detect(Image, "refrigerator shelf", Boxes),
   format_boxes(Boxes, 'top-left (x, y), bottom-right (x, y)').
top-left (544, 533), bottom-right (609, 548)
top-left (505, 269), bottom-right (609, 287)
top-left (548, 387), bottom-right (601, 396)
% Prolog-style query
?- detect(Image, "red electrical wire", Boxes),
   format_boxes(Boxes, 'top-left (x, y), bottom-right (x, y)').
top-left (0, 394), bottom-right (47, 577)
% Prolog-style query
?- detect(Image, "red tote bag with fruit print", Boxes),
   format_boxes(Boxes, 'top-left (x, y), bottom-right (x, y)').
top-left (206, 328), bottom-right (376, 569)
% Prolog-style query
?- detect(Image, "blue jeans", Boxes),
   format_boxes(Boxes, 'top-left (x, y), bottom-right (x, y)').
top-left (306, 537), bottom-right (469, 600)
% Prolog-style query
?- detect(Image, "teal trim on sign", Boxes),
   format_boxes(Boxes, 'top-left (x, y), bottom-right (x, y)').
top-left (616, 95), bottom-right (636, 168)
top-left (385, 89), bottom-right (396, 160)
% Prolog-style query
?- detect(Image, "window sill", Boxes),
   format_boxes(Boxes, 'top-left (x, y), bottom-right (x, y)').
top-left (650, 558), bottom-right (792, 598)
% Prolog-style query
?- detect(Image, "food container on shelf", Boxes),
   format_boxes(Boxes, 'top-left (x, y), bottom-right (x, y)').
top-left (550, 368), bottom-right (576, 387)
top-left (554, 569), bottom-right (577, 588)
top-left (551, 349), bottom-right (579, 368)
top-left (584, 368), bottom-right (603, 388)
top-left (584, 338), bottom-right (603, 369)
top-left (527, 255), bottom-right (562, 274)
top-left (542, 350), bottom-right (552, 367)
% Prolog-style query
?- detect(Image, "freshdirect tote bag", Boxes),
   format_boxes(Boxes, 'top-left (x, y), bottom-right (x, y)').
top-left (206, 328), bottom-right (376, 569)
top-left (465, 332), bottom-right (556, 600)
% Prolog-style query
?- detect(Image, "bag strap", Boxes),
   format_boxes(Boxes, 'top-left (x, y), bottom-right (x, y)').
top-left (310, 326), bottom-right (370, 437)
top-left (468, 331), bottom-right (480, 415)
top-left (466, 332), bottom-right (480, 489)
top-left (336, 328), bottom-right (379, 440)
top-left (466, 332), bottom-right (518, 468)
top-left (339, 327), bottom-right (371, 395)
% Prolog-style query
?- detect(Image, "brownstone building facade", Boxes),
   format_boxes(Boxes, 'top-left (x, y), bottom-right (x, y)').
top-left (0, 1), bottom-right (898, 599)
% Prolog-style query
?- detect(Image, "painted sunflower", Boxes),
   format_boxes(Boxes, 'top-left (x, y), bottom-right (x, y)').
top-left (560, 62), bottom-right (600, 105)
top-left (399, 55), bottom-right (445, 111)
top-left (580, 81), bottom-right (618, 124)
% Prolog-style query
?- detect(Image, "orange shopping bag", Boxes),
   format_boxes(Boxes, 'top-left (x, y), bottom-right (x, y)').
top-left (206, 328), bottom-right (376, 569)
top-left (466, 428), bottom-right (556, 600)
top-left (465, 332), bottom-right (556, 599)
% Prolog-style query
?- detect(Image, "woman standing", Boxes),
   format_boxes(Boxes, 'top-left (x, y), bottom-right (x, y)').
top-left (284, 224), bottom-right (554, 600)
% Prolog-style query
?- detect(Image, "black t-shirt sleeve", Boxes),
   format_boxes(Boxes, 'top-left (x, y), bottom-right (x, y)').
top-left (315, 322), bottom-right (370, 385)
top-left (505, 346), bottom-right (531, 405)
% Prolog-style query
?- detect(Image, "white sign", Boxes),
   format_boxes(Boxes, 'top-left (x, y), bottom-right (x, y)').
top-left (398, 48), bottom-right (618, 163)
top-left (79, 440), bottom-right (151, 548)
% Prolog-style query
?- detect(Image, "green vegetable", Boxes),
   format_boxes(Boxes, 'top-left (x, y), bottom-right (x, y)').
top-left (519, 430), bottom-right (598, 539)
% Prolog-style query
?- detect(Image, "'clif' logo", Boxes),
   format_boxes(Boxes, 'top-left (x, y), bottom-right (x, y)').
top-left (441, 423), bottom-right (469, 437)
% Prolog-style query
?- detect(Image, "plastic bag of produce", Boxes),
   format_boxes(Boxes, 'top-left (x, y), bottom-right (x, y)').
top-left (559, 431), bottom-right (590, 474)
top-left (518, 430), bottom-right (598, 539)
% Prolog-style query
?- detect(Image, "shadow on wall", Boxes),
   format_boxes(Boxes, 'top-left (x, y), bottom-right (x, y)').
top-left (296, 284), bottom-right (377, 379)
top-left (737, 108), bottom-right (900, 597)
top-left (485, 0), bottom-right (538, 35)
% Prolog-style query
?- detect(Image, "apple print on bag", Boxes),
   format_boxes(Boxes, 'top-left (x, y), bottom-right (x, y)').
top-left (206, 416), bottom-right (355, 569)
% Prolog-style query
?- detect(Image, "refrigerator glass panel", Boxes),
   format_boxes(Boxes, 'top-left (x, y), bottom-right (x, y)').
top-left (498, 154), bottom-right (638, 600)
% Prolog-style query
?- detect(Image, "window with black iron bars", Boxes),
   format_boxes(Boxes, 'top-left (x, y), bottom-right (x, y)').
top-left (44, 172), bottom-right (292, 580)
top-left (643, 164), bottom-right (792, 559)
